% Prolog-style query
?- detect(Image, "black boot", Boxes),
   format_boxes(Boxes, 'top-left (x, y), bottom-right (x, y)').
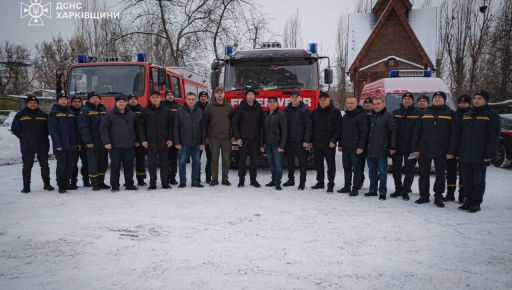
top-left (364, 192), bottom-right (378, 197)
top-left (137, 179), bottom-right (147, 186)
top-left (327, 183), bottom-right (334, 193)
top-left (43, 183), bottom-right (55, 191)
top-left (83, 177), bottom-right (91, 187)
top-left (443, 191), bottom-right (455, 202)
top-left (21, 186), bottom-right (31, 193)
top-left (458, 193), bottom-right (465, 204)
top-left (390, 190), bottom-right (402, 198)
top-left (265, 181), bottom-right (275, 187)
top-left (349, 190), bottom-right (359, 197)
top-left (298, 180), bottom-right (305, 191)
top-left (238, 178), bottom-right (245, 188)
top-left (67, 182), bottom-right (78, 190)
top-left (311, 182), bottom-right (324, 189)
top-left (250, 180), bottom-right (261, 188)
top-left (275, 184), bottom-right (282, 191)
top-left (147, 183), bottom-right (157, 190)
top-left (169, 175), bottom-right (178, 185)
top-left (468, 204), bottom-right (481, 213)
top-left (434, 197), bottom-right (445, 208)
top-left (283, 179), bottom-right (295, 187)
top-left (402, 192), bottom-right (410, 201)
top-left (337, 186), bottom-right (351, 194)
top-left (415, 196), bottom-right (430, 204)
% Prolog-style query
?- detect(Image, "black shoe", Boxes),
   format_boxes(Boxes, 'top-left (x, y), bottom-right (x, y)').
top-left (250, 181), bottom-right (261, 188)
top-left (43, 183), bottom-right (55, 191)
top-left (311, 183), bottom-right (324, 189)
top-left (458, 203), bottom-right (470, 211)
top-left (443, 195), bottom-right (455, 202)
top-left (162, 184), bottom-right (172, 189)
top-left (178, 183), bottom-right (186, 188)
top-left (83, 179), bottom-right (92, 187)
top-left (364, 192), bottom-right (378, 197)
top-left (147, 184), bottom-right (157, 190)
top-left (468, 205), bottom-right (481, 213)
top-left (415, 196), bottom-right (430, 204)
top-left (434, 198), bottom-right (445, 208)
top-left (265, 181), bottom-right (275, 187)
top-left (58, 187), bottom-right (67, 194)
top-left (458, 195), bottom-right (466, 204)
top-left (337, 187), bottom-right (351, 194)
top-left (192, 183), bottom-right (204, 188)
top-left (137, 180), bottom-right (147, 186)
top-left (99, 183), bottom-right (111, 190)
top-left (238, 181), bottom-right (244, 188)
top-left (403, 193), bottom-right (410, 201)
top-left (298, 183), bottom-right (305, 191)
top-left (111, 187), bottom-right (120, 192)
top-left (169, 177), bottom-right (178, 185)
top-left (349, 190), bottom-right (359, 197)
top-left (283, 179), bottom-right (295, 187)
top-left (327, 184), bottom-right (334, 193)
top-left (67, 183), bottom-right (78, 190)
top-left (126, 185), bottom-right (138, 190)
top-left (390, 191), bottom-right (402, 198)
top-left (222, 180), bottom-right (231, 186)
top-left (210, 180), bottom-right (219, 186)
top-left (92, 185), bottom-right (101, 191)
top-left (21, 187), bottom-right (30, 193)
top-left (275, 184), bottom-right (282, 191)
top-left (379, 195), bottom-right (386, 200)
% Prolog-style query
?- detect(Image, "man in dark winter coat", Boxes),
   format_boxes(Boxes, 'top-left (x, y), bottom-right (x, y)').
top-left (412, 91), bottom-right (458, 208)
top-left (364, 97), bottom-right (396, 200)
top-left (49, 93), bottom-right (79, 193)
top-left (311, 92), bottom-right (342, 193)
top-left (138, 91), bottom-right (174, 190)
top-left (128, 94), bottom-right (147, 186)
top-left (100, 95), bottom-right (138, 192)
top-left (458, 91), bottom-right (500, 213)
top-left (197, 91), bottom-right (211, 183)
top-left (261, 96), bottom-right (288, 190)
top-left (69, 95), bottom-right (89, 188)
top-left (11, 95), bottom-right (54, 193)
top-left (338, 96), bottom-right (368, 196)
top-left (162, 89), bottom-right (181, 185)
top-left (204, 87), bottom-right (233, 186)
top-left (232, 89), bottom-right (264, 188)
top-left (361, 97), bottom-right (374, 187)
top-left (445, 94), bottom-right (472, 203)
top-left (282, 90), bottom-right (312, 190)
top-left (174, 92), bottom-right (206, 188)
top-left (78, 91), bottom-right (110, 191)
top-left (391, 92), bottom-right (421, 201)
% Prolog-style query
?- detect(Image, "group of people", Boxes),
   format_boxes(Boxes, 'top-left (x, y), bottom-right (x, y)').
top-left (11, 87), bottom-right (500, 213)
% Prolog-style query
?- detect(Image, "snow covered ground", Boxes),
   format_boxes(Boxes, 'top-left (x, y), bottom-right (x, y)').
top-left (0, 156), bottom-right (511, 289)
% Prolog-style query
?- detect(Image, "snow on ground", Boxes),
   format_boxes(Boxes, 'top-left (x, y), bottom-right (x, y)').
top-left (0, 156), bottom-right (511, 290)
top-left (0, 126), bottom-right (23, 165)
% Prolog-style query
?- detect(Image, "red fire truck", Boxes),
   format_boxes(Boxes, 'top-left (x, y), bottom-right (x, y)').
top-left (210, 42), bottom-right (333, 168)
top-left (62, 53), bottom-right (207, 110)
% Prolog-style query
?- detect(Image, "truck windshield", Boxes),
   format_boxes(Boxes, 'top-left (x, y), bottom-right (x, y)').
top-left (224, 59), bottom-right (318, 90)
top-left (386, 93), bottom-right (456, 112)
top-left (67, 65), bottom-right (145, 96)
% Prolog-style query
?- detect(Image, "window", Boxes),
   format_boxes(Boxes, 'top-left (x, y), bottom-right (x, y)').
top-left (151, 69), bottom-right (159, 93)
top-left (172, 76), bottom-right (182, 98)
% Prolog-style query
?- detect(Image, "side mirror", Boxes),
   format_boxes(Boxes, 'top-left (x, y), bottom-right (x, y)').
top-left (158, 67), bottom-right (167, 86)
top-left (211, 61), bottom-right (220, 71)
top-left (210, 70), bottom-right (220, 90)
top-left (324, 68), bottom-right (333, 84)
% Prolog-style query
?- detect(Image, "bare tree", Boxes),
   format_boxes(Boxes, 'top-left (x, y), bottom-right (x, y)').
top-left (0, 42), bottom-right (32, 95)
top-left (355, 0), bottom-right (372, 13)
top-left (283, 9), bottom-right (302, 48)
top-left (335, 13), bottom-right (349, 109)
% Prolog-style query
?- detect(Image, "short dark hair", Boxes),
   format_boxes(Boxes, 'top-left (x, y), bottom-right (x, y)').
top-left (214, 87), bottom-right (224, 93)
top-left (151, 90), bottom-right (161, 96)
top-left (186, 91), bottom-right (197, 98)
top-left (373, 96), bottom-right (384, 103)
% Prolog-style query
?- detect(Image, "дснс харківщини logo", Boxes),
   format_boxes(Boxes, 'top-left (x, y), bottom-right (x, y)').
top-left (20, 0), bottom-right (51, 26)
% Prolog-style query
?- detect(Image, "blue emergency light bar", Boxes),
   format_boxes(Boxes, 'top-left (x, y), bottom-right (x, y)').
top-left (225, 45), bottom-right (234, 56)
top-left (77, 54), bottom-right (89, 63)
top-left (137, 53), bottom-right (147, 62)
top-left (308, 43), bottom-right (318, 54)
top-left (389, 70), bottom-right (433, 78)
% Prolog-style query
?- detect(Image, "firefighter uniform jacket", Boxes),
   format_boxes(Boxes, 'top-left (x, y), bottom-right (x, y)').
top-left (78, 102), bottom-right (107, 147)
top-left (48, 104), bottom-right (78, 152)
top-left (392, 105), bottom-right (421, 155)
top-left (11, 107), bottom-right (50, 154)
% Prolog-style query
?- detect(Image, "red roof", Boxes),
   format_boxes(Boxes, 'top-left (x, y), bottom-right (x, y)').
top-left (372, 0), bottom-right (412, 15)
top-left (349, 0), bottom-right (433, 75)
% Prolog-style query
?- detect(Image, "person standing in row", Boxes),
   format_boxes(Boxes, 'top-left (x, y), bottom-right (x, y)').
top-left (78, 92), bottom-right (110, 191)
top-left (49, 93), bottom-right (79, 194)
top-left (391, 92), bottom-right (420, 201)
top-left (232, 89), bottom-right (263, 188)
top-left (100, 95), bottom-right (138, 192)
top-left (204, 87), bottom-right (233, 186)
top-left (162, 89), bottom-right (181, 185)
top-left (197, 91), bottom-right (212, 183)
top-left (282, 90), bottom-right (312, 190)
top-left (458, 91), bottom-right (500, 213)
top-left (364, 97), bottom-right (396, 200)
top-left (444, 94), bottom-right (472, 203)
top-left (413, 91), bottom-right (458, 208)
top-left (338, 96), bottom-right (367, 196)
top-left (69, 95), bottom-right (89, 188)
top-left (127, 94), bottom-right (147, 186)
top-left (11, 95), bottom-right (54, 193)
top-left (360, 97), bottom-right (374, 187)
top-left (139, 91), bottom-right (174, 190)
top-left (261, 96), bottom-right (288, 191)
top-left (174, 92), bottom-right (206, 188)
top-left (311, 92), bottom-right (341, 193)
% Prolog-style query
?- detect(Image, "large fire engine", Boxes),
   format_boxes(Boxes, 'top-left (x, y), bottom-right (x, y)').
top-left (210, 42), bottom-right (333, 168)
top-left (61, 53), bottom-right (207, 110)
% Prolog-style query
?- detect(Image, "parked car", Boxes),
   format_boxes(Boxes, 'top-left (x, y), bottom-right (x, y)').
top-left (493, 114), bottom-right (512, 168)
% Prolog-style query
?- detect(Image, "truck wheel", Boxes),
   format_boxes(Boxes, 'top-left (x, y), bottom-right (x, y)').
top-left (493, 142), bottom-right (511, 168)
top-left (230, 148), bottom-right (239, 170)
top-left (306, 148), bottom-right (315, 170)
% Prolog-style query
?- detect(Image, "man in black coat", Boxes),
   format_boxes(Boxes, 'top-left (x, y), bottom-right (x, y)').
top-left (162, 89), bottom-right (181, 185)
top-left (391, 92), bottom-right (421, 201)
top-left (261, 96), bottom-right (288, 190)
top-left (283, 91), bottom-right (312, 190)
top-left (197, 91), bottom-right (211, 183)
top-left (338, 96), bottom-right (368, 196)
top-left (78, 91), bottom-right (110, 191)
top-left (100, 95), bottom-right (138, 192)
top-left (232, 89), bottom-right (264, 188)
top-left (412, 91), bottom-right (458, 208)
top-left (49, 93), bottom-right (79, 193)
top-left (458, 91), bottom-right (500, 213)
top-left (11, 95), bottom-right (54, 193)
top-left (69, 95), bottom-right (89, 188)
top-left (128, 94), bottom-right (147, 186)
top-left (311, 92), bottom-right (342, 193)
top-left (361, 97), bottom-right (374, 187)
top-left (445, 94), bottom-right (472, 203)
top-left (138, 91), bottom-right (174, 190)
top-left (364, 97), bottom-right (396, 200)
top-left (174, 92), bottom-right (207, 188)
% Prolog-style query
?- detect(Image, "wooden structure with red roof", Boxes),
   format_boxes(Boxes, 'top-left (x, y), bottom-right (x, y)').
top-left (348, 0), bottom-right (435, 97)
